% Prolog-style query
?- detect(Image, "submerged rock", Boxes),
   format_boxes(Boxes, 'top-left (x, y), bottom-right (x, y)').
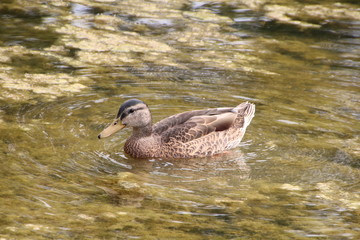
top-left (317, 182), bottom-right (360, 209)
top-left (243, 0), bottom-right (360, 29)
top-left (0, 72), bottom-right (90, 101)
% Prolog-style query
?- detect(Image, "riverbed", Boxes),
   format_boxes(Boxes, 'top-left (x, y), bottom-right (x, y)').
top-left (0, 0), bottom-right (359, 239)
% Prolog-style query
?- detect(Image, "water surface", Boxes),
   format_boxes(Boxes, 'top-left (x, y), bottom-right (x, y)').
top-left (0, 0), bottom-right (359, 239)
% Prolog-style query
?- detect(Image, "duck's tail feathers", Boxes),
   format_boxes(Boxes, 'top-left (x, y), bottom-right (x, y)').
top-left (234, 102), bottom-right (255, 128)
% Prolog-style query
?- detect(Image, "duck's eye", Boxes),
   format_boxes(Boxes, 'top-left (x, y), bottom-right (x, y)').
top-left (113, 121), bottom-right (117, 125)
top-left (128, 109), bottom-right (135, 114)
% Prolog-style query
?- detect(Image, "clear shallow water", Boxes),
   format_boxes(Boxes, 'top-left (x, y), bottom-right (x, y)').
top-left (1, 0), bottom-right (359, 239)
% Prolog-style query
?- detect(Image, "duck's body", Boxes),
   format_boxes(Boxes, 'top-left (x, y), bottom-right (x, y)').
top-left (98, 99), bottom-right (255, 159)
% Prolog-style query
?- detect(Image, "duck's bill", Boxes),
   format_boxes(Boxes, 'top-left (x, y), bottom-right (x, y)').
top-left (98, 119), bottom-right (125, 139)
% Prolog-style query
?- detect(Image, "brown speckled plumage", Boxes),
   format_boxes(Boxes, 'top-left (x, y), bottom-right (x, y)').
top-left (98, 99), bottom-right (255, 159)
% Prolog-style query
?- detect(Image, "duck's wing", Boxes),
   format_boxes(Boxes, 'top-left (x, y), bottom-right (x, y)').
top-left (153, 108), bottom-right (233, 134)
top-left (153, 108), bottom-right (237, 143)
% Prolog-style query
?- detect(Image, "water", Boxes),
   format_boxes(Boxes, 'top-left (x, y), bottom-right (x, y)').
top-left (1, 0), bottom-right (359, 239)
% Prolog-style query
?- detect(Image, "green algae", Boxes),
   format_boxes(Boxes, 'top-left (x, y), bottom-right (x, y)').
top-left (0, 0), bottom-right (360, 239)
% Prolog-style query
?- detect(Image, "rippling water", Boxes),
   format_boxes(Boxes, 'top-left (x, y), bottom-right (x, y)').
top-left (1, 0), bottom-right (359, 239)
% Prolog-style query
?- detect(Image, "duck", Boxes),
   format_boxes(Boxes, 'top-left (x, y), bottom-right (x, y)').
top-left (98, 99), bottom-right (255, 159)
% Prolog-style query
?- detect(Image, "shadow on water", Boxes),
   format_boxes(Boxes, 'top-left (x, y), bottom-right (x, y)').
top-left (0, 5), bottom-right (59, 49)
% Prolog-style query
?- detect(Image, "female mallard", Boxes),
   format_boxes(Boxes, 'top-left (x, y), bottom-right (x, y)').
top-left (98, 99), bottom-right (255, 159)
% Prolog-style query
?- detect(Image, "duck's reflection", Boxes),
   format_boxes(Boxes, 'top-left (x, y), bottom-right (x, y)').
top-left (96, 150), bottom-right (251, 205)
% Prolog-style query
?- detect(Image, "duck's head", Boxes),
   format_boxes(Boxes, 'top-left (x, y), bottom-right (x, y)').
top-left (98, 99), bottom-right (151, 139)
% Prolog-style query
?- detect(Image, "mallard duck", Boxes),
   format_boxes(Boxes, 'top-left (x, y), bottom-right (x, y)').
top-left (98, 99), bottom-right (255, 158)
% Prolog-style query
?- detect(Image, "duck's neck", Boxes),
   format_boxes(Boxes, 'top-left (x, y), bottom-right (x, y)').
top-left (131, 124), bottom-right (152, 138)
top-left (125, 123), bottom-right (157, 158)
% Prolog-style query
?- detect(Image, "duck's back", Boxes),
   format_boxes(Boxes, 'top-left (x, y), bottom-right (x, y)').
top-left (152, 102), bottom-right (255, 158)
